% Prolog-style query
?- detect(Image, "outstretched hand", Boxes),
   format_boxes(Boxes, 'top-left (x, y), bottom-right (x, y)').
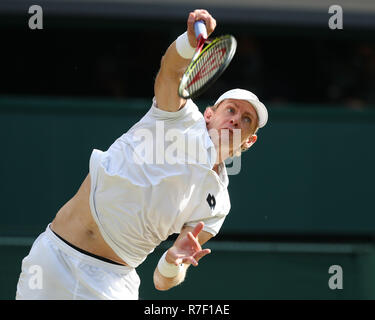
top-left (166, 222), bottom-right (211, 267)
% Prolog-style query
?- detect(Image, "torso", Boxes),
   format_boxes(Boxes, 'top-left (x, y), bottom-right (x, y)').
top-left (51, 174), bottom-right (128, 266)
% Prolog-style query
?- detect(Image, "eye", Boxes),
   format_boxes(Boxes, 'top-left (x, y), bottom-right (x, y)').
top-left (227, 107), bottom-right (235, 114)
top-left (243, 117), bottom-right (251, 124)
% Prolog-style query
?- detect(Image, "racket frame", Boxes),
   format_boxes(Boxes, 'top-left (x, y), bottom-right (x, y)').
top-left (178, 34), bottom-right (237, 99)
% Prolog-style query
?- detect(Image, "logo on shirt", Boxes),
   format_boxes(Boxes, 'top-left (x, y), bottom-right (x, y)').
top-left (206, 194), bottom-right (216, 211)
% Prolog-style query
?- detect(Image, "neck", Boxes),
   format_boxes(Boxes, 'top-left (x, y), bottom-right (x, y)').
top-left (212, 164), bottom-right (219, 174)
top-left (213, 163), bottom-right (222, 174)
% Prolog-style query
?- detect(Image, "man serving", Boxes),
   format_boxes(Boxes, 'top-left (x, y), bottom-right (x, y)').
top-left (16, 9), bottom-right (268, 299)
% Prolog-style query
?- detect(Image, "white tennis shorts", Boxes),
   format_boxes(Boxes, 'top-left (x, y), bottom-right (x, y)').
top-left (16, 224), bottom-right (140, 300)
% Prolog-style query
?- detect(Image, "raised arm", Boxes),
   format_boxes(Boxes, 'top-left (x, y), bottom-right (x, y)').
top-left (153, 221), bottom-right (213, 291)
top-left (154, 9), bottom-right (216, 112)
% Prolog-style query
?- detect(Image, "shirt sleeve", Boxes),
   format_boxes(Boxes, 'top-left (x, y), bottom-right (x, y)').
top-left (184, 213), bottom-right (227, 236)
top-left (183, 171), bottom-right (231, 237)
top-left (150, 97), bottom-right (195, 120)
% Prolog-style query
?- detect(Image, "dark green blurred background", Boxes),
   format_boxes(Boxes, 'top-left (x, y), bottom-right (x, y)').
top-left (1, 0), bottom-right (375, 300)
top-left (1, 97), bottom-right (374, 300)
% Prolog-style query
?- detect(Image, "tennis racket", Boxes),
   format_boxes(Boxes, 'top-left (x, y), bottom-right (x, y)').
top-left (178, 21), bottom-right (237, 99)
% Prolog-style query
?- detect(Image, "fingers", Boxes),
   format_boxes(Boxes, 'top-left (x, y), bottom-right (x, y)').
top-left (173, 252), bottom-right (197, 266)
top-left (181, 255), bottom-right (198, 267)
top-left (187, 221), bottom-right (205, 251)
top-left (187, 232), bottom-right (201, 252)
top-left (170, 220), bottom-right (211, 267)
top-left (180, 248), bottom-right (211, 267)
top-left (193, 248), bottom-right (211, 262)
top-left (192, 221), bottom-right (205, 238)
top-left (190, 9), bottom-right (216, 36)
top-left (187, 9), bottom-right (217, 43)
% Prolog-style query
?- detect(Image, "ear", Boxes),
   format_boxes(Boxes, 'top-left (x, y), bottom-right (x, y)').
top-left (203, 107), bottom-right (215, 124)
top-left (243, 134), bottom-right (257, 150)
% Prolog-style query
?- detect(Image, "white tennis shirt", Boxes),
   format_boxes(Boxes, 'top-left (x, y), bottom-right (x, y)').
top-left (89, 98), bottom-right (231, 268)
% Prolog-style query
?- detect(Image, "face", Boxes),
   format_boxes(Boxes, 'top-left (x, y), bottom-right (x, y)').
top-left (204, 99), bottom-right (258, 162)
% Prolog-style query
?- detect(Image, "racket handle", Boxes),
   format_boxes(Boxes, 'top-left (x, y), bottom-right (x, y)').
top-left (194, 20), bottom-right (207, 40)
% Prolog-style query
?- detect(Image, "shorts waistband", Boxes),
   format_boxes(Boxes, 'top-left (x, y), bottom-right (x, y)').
top-left (45, 224), bottom-right (133, 273)
top-left (51, 229), bottom-right (125, 266)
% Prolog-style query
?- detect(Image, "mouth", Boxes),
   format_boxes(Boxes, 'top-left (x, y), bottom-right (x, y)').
top-left (221, 127), bottom-right (234, 133)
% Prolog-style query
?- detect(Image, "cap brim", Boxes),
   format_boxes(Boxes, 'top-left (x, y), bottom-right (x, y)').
top-left (247, 100), bottom-right (268, 128)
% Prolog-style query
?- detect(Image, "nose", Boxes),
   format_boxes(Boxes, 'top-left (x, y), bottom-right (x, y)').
top-left (230, 115), bottom-right (240, 127)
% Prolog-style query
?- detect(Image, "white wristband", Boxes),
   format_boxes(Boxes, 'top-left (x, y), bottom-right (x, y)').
top-left (175, 32), bottom-right (196, 59)
top-left (157, 251), bottom-right (183, 278)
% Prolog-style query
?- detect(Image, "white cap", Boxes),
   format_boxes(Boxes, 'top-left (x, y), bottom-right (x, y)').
top-left (214, 89), bottom-right (268, 128)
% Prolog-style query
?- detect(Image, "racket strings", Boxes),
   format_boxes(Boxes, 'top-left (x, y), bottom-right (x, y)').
top-left (186, 38), bottom-right (232, 95)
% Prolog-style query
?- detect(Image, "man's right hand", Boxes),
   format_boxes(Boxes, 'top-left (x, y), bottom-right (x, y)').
top-left (186, 9), bottom-right (217, 49)
top-left (154, 9), bottom-right (217, 112)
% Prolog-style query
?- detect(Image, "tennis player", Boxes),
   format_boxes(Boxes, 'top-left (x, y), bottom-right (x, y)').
top-left (16, 9), bottom-right (268, 299)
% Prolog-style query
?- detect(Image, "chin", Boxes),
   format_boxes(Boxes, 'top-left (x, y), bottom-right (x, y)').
top-left (217, 145), bottom-right (234, 160)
